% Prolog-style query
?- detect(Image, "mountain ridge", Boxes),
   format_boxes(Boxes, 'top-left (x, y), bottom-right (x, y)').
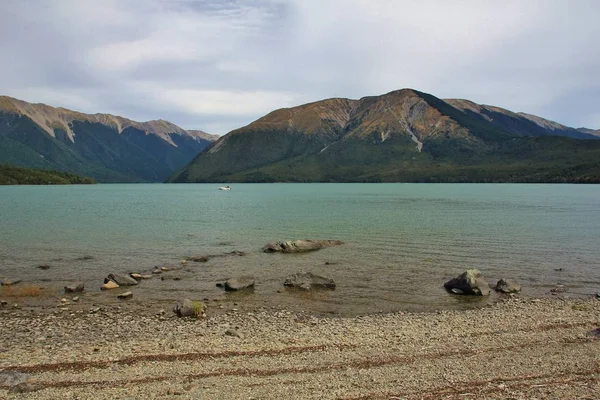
top-left (171, 88), bottom-right (600, 183)
top-left (0, 95), bottom-right (217, 182)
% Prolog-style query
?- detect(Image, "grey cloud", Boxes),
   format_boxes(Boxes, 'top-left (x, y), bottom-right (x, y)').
top-left (0, 0), bottom-right (598, 135)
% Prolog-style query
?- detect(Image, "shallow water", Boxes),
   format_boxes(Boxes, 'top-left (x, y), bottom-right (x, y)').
top-left (1, 183), bottom-right (599, 315)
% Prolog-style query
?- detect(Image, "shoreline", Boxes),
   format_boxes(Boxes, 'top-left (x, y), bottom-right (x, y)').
top-left (1, 296), bottom-right (599, 399)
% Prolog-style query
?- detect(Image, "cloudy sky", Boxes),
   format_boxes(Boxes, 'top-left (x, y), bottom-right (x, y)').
top-left (1, 0), bottom-right (598, 134)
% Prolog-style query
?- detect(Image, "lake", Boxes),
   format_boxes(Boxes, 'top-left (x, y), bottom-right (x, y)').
top-left (1, 183), bottom-right (599, 315)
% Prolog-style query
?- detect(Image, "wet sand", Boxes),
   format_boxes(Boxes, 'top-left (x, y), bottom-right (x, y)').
top-left (1, 296), bottom-right (599, 399)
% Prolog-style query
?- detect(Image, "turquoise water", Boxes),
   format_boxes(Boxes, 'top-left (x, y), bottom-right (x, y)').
top-left (1, 183), bottom-right (599, 314)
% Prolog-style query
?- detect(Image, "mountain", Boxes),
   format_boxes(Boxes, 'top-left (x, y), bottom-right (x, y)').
top-left (576, 127), bottom-right (600, 138)
top-left (0, 96), bottom-right (217, 182)
top-left (170, 89), bottom-right (600, 183)
top-left (444, 99), bottom-right (598, 140)
top-left (0, 164), bottom-right (95, 185)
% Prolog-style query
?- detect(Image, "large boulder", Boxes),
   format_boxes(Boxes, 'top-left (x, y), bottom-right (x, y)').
top-left (64, 282), bottom-right (84, 293)
top-left (224, 276), bottom-right (255, 291)
top-left (284, 272), bottom-right (336, 290)
top-left (263, 240), bottom-right (344, 253)
top-left (444, 269), bottom-right (490, 296)
top-left (495, 279), bottom-right (521, 294)
top-left (106, 273), bottom-right (138, 286)
top-left (174, 299), bottom-right (205, 318)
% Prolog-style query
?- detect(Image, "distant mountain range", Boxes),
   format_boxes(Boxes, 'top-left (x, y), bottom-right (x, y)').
top-left (170, 89), bottom-right (600, 183)
top-left (0, 96), bottom-right (218, 182)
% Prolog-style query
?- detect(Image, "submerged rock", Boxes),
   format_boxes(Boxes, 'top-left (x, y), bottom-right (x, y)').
top-left (444, 269), bottom-right (490, 296)
top-left (38, 264), bottom-right (51, 270)
top-left (263, 240), bottom-right (344, 253)
top-left (117, 291), bottom-right (133, 300)
top-left (495, 279), bottom-right (521, 294)
top-left (188, 255), bottom-right (209, 263)
top-left (224, 276), bottom-right (255, 291)
top-left (284, 272), bottom-right (336, 290)
top-left (106, 273), bottom-right (138, 286)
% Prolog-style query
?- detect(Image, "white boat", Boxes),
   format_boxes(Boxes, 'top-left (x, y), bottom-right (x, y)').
top-left (218, 186), bottom-right (231, 191)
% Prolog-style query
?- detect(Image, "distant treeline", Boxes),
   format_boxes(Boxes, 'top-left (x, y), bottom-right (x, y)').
top-left (0, 164), bottom-right (96, 185)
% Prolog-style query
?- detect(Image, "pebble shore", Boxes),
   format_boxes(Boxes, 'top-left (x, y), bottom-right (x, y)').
top-left (1, 297), bottom-right (599, 399)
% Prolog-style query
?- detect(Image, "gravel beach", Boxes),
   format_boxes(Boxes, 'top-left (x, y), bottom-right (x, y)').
top-left (1, 297), bottom-right (599, 399)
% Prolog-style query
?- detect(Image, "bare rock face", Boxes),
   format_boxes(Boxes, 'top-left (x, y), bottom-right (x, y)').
top-left (263, 240), bottom-right (344, 253)
top-left (444, 269), bottom-right (490, 296)
top-left (284, 272), bottom-right (336, 290)
top-left (224, 276), bottom-right (255, 291)
top-left (495, 279), bottom-right (521, 294)
top-left (64, 282), bottom-right (84, 293)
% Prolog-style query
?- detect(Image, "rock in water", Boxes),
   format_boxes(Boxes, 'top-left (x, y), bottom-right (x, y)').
top-left (64, 282), bottom-right (85, 293)
top-left (284, 272), bottom-right (336, 290)
top-left (444, 269), bottom-right (490, 296)
top-left (101, 280), bottom-right (119, 290)
top-left (174, 299), bottom-right (205, 318)
top-left (495, 279), bottom-right (521, 293)
top-left (0, 279), bottom-right (22, 286)
top-left (106, 273), bottom-right (138, 286)
top-left (117, 291), bottom-right (133, 300)
top-left (188, 255), bottom-right (209, 262)
top-left (263, 239), bottom-right (344, 253)
top-left (224, 276), bottom-right (255, 291)
top-left (38, 264), bottom-right (51, 270)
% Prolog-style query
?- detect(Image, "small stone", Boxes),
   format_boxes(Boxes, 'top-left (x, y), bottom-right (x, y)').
top-left (117, 291), bottom-right (133, 300)
top-left (10, 382), bottom-right (45, 393)
top-left (495, 279), bottom-right (521, 294)
top-left (224, 329), bottom-right (243, 338)
top-left (38, 264), bottom-right (51, 270)
top-left (130, 273), bottom-right (143, 281)
top-left (551, 284), bottom-right (566, 293)
top-left (0, 300), bottom-right (7, 306)
top-left (64, 282), bottom-right (85, 293)
top-left (72, 296), bottom-right (80, 302)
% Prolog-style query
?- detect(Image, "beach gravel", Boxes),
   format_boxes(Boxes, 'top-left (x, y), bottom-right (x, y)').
top-left (0, 297), bottom-right (598, 399)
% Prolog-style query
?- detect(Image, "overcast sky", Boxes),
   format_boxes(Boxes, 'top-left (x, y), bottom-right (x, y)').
top-left (0, 0), bottom-right (598, 134)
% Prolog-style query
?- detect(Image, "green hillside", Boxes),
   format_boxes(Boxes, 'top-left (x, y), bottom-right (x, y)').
top-left (0, 164), bottom-right (96, 185)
